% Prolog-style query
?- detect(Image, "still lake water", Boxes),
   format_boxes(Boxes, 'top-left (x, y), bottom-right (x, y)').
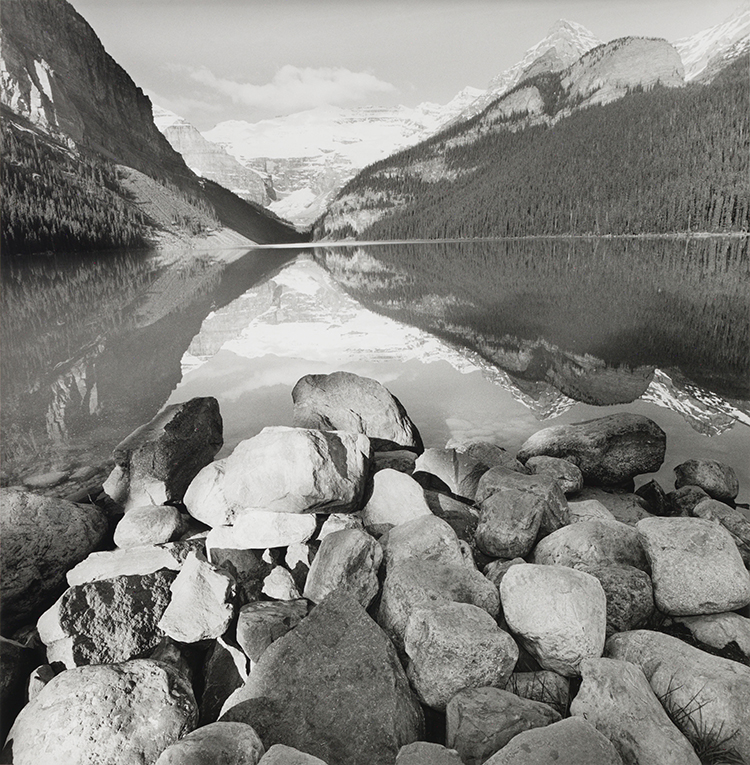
top-left (2, 238), bottom-right (749, 505)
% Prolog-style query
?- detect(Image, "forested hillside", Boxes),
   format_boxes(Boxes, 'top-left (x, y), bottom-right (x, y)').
top-left (320, 54), bottom-right (749, 240)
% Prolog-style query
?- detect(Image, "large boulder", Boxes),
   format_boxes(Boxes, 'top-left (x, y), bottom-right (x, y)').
top-left (0, 489), bottom-right (107, 630)
top-left (445, 686), bottom-right (561, 765)
top-left (292, 371), bottom-right (422, 452)
top-left (570, 657), bottom-right (700, 765)
top-left (382, 515), bottom-right (465, 569)
top-left (583, 564), bottom-right (655, 636)
top-left (692, 498), bottom-right (750, 566)
top-left (529, 519), bottom-right (648, 571)
top-left (404, 602), bottom-right (518, 711)
top-left (636, 517), bottom-right (750, 615)
top-left (674, 459), bottom-right (740, 502)
top-left (362, 469), bottom-right (432, 537)
top-left (185, 428), bottom-right (371, 525)
top-left (517, 414), bottom-right (666, 486)
top-left (220, 594), bottom-right (424, 765)
top-left (378, 558), bottom-right (500, 654)
top-left (303, 528), bottom-right (383, 608)
top-left (155, 721), bottom-right (265, 765)
top-left (2, 659), bottom-right (197, 765)
top-left (474, 468), bottom-right (568, 558)
top-left (500, 564), bottom-right (607, 676)
top-left (607, 630), bottom-right (750, 763)
top-left (413, 448), bottom-right (487, 500)
top-left (236, 600), bottom-right (309, 664)
top-left (113, 504), bottom-right (187, 549)
top-left (37, 569), bottom-right (176, 667)
top-left (103, 397), bottom-right (222, 512)
top-left (484, 717), bottom-right (623, 765)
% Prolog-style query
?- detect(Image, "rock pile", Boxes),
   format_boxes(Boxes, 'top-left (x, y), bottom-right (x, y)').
top-left (2, 371), bottom-right (749, 765)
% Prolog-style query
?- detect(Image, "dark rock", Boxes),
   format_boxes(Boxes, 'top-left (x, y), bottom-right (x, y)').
top-left (236, 600), bottom-right (309, 664)
top-left (221, 593), bottom-right (424, 765)
top-left (0, 638), bottom-right (34, 741)
top-left (200, 639), bottom-right (249, 725)
top-left (292, 371), bottom-right (423, 452)
top-left (454, 441), bottom-right (530, 474)
top-left (666, 485), bottom-right (711, 516)
top-left (674, 458), bottom-right (740, 502)
top-left (583, 565), bottom-right (654, 636)
top-left (504, 671), bottom-right (570, 717)
top-left (635, 479), bottom-right (670, 515)
top-left (207, 547), bottom-right (272, 606)
top-left (483, 558), bottom-right (525, 591)
top-left (662, 612), bottom-right (750, 664)
top-left (413, 448), bottom-right (488, 501)
top-left (373, 450), bottom-right (418, 474)
top-left (517, 414), bottom-right (666, 486)
top-left (424, 491), bottom-right (479, 542)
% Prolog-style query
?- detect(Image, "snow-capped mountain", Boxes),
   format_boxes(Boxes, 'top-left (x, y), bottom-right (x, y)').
top-left (673, 3), bottom-right (750, 81)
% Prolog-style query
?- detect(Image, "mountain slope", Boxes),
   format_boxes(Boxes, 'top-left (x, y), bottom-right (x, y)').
top-left (0, 0), bottom-right (302, 253)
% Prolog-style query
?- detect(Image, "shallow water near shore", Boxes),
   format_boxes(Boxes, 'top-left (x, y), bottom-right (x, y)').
top-left (2, 238), bottom-right (749, 507)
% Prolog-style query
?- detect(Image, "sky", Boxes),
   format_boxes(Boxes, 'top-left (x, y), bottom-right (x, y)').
top-left (73, 0), bottom-right (745, 130)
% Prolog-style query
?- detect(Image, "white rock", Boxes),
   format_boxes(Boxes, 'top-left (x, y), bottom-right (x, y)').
top-left (206, 512), bottom-right (317, 551)
top-left (382, 514), bottom-right (465, 569)
top-left (262, 566), bottom-right (301, 600)
top-left (362, 469), bottom-right (432, 537)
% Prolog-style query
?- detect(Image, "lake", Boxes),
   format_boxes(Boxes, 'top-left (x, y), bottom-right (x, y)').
top-left (2, 238), bottom-right (749, 506)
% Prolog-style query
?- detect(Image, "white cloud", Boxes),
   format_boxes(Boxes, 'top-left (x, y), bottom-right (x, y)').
top-left (188, 64), bottom-right (397, 113)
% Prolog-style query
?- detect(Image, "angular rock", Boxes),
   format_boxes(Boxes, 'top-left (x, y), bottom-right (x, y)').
top-left (207, 546), bottom-right (272, 606)
top-left (484, 717), bottom-right (623, 765)
top-left (500, 564), bottom-right (607, 676)
top-left (692, 498), bottom-right (750, 566)
top-left (666, 485), bottom-right (711, 516)
top-left (158, 552), bottom-right (236, 643)
top-left (474, 468), bottom-right (569, 558)
top-left (379, 559), bottom-right (500, 654)
top-left (103, 397), bottom-right (222, 512)
top-left (525, 456), bottom-right (583, 496)
top-left (258, 745), bottom-right (328, 764)
top-left (38, 569), bottom-right (176, 667)
top-left (155, 721), bottom-right (265, 765)
top-left (200, 638), bottom-right (249, 725)
top-left (236, 600), bottom-right (309, 664)
top-left (425, 490), bottom-right (480, 542)
top-left (221, 594), bottom-right (424, 765)
top-left (663, 612), bottom-right (750, 664)
top-left (637, 517), bottom-right (750, 616)
top-left (530, 519), bottom-right (648, 571)
top-left (404, 603), bottom-right (518, 711)
top-left (0, 489), bottom-right (107, 630)
top-left (504, 671), bottom-right (570, 717)
top-left (583, 564), bottom-right (655, 636)
top-left (303, 528), bottom-right (382, 607)
top-left (362, 468), bottom-right (432, 537)
top-left (262, 566), bottom-right (301, 600)
top-left (413, 448), bottom-right (488, 500)
top-left (3, 659), bottom-right (197, 765)
top-left (113, 504), bottom-right (186, 549)
top-left (517, 414), bottom-right (666, 486)
top-left (607, 629), bottom-right (750, 763)
top-left (570, 657), bottom-right (700, 765)
top-left (382, 515), bottom-right (465, 569)
top-left (445, 686), bottom-right (561, 765)
top-left (317, 512), bottom-right (365, 541)
top-left (567, 498), bottom-right (617, 524)
top-left (575, 486), bottom-right (652, 525)
top-left (206, 512), bottom-right (317, 551)
top-left (292, 371), bottom-right (423, 452)
top-left (674, 458), bottom-right (740, 502)
top-left (396, 741), bottom-right (463, 765)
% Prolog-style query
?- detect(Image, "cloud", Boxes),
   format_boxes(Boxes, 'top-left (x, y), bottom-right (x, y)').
top-left (187, 64), bottom-right (397, 113)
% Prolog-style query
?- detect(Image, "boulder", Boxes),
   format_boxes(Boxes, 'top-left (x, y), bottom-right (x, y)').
top-left (362, 469), bottom-right (432, 537)
top-left (500, 564), bottom-right (607, 676)
top-left (0, 489), bottom-right (107, 630)
top-left (404, 603), bottom-right (518, 711)
top-left (573, 486), bottom-right (652, 525)
top-left (567, 498), bottom-right (617, 524)
top-left (413, 448), bottom-right (488, 500)
top-left (303, 529), bottom-right (382, 608)
top-left (445, 686), bottom-right (561, 765)
top-left (517, 414), bottom-right (666, 486)
top-left (583, 564), bottom-right (654, 636)
top-left (674, 459), bottom-right (740, 502)
top-left (474, 468), bottom-right (569, 559)
top-left (3, 659), bottom-right (197, 765)
top-left (292, 371), bottom-right (422, 452)
top-left (451, 440), bottom-right (530, 474)
top-left (570, 657), bottom-right (700, 765)
top-left (206, 512), bottom-right (317, 550)
top-left (607, 629), bottom-right (750, 763)
top-left (220, 594), bottom-right (424, 765)
top-left (103, 397), bottom-right (222, 512)
top-left (317, 513), bottom-right (365, 541)
top-left (424, 491), bottom-right (480, 542)
top-left (483, 558), bottom-right (525, 591)
top-left (484, 717), bottom-right (623, 765)
top-left (113, 504), bottom-right (186, 548)
top-left (207, 546), bottom-right (272, 606)
top-left (183, 459), bottom-right (232, 526)
top-left (529, 520), bottom-right (648, 571)
top-left (378, 558), bottom-right (500, 654)
top-left (666, 485), bottom-right (711, 516)
top-left (200, 638), bottom-right (249, 725)
top-left (663, 612), bottom-right (750, 664)
top-left (636, 517), bottom-right (750, 615)
top-left (382, 515), bottom-right (465, 569)
top-left (692, 498), bottom-right (750, 566)
top-left (155, 721), bottom-right (265, 765)
top-left (396, 742), bottom-right (463, 765)
top-left (158, 552), bottom-right (235, 643)
top-left (37, 569), bottom-right (176, 667)
top-left (504, 671), bottom-right (570, 717)
top-left (258, 745), bottom-right (328, 764)
top-left (236, 600), bottom-right (309, 664)
top-left (525, 456), bottom-right (583, 496)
